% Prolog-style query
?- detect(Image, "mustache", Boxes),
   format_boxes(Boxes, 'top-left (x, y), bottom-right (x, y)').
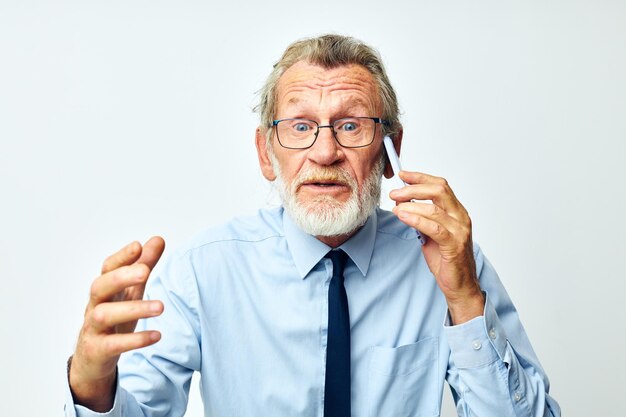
top-left (293, 166), bottom-right (356, 189)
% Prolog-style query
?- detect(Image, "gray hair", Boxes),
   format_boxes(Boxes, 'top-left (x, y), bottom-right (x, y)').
top-left (254, 34), bottom-right (401, 145)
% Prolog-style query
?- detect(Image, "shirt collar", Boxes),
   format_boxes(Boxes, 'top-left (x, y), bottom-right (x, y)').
top-left (282, 208), bottom-right (378, 279)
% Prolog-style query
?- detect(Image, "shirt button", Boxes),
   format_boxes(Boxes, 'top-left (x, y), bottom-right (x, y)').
top-left (472, 340), bottom-right (482, 350)
top-left (489, 328), bottom-right (497, 340)
top-left (514, 392), bottom-right (522, 401)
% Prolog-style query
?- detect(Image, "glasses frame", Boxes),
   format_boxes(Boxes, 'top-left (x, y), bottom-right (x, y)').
top-left (271, 117), bottom-right (390, 150)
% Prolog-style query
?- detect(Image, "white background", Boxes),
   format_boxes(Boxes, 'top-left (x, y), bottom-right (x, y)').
top-left (1, 1), bottom-right (625, 416)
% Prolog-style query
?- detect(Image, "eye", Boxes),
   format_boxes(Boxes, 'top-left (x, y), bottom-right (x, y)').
top-left (293, 123), bottom-right (311, 132)
top-left (342, 122), bottom-right (357, 131)
top-left (336, 118), bottom-right (361, 133)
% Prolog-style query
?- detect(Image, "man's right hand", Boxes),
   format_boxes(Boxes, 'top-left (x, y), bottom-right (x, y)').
top-left (69, 236), bottom-right (166, 412)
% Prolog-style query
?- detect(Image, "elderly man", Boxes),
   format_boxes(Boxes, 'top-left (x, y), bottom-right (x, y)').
top-left (65, 35), bottom-right (560, 417)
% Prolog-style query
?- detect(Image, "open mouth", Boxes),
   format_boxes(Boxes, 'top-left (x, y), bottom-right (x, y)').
top-left (302, 180), bottom-right (346, 188)
top-left (296, 179), bottom-right (352, 197)
top-left (311, 181), bottom-right (340, 187)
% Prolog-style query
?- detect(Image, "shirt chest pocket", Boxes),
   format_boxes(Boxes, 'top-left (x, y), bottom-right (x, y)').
top-left (366, 336), bottom-right (439, 417)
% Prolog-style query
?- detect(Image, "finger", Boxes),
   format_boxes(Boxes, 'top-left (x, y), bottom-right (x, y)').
top-left (390, 183), bottom-right (458, 206)
top-left (125, 237), bottom-right (166, 300)
top-left (90, 300), bottom-right (164, 332)
top-left (101, 241), bottom-right (143, 274)
top-left (393, 201), bottom-right (460, 232)
top-left (398, 170), bottom-right (447, 186)
top-left (98, 331), bottom-right (162, 357)
top-left (394, 208), bottom-right (454, 244)
top-left (390, 181), bottom-right (468, 220)
top-left (90, 264), bottom-right (150, 305)
top-left (390, 185), bottom-right (466, 222)
top-left (136, 236), bottom-right (165, 271)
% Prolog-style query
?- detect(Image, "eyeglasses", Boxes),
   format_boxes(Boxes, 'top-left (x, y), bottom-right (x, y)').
top-left (272, 117), bottom-right (390, 149)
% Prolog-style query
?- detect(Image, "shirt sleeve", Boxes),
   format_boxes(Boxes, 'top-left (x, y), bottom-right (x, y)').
top-left (443, 245), bottom-right (561, 417)
top-left (64, 250), bottom-right (202, 417)
top-left (64, 376), bottom-right (138, 417)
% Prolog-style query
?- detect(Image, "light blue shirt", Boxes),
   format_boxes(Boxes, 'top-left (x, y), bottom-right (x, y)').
top-left (65, 207), bottom-right (560, 416)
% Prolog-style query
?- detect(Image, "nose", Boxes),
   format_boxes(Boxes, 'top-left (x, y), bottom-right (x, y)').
top-left (307, 125), bottom-right (344, 166)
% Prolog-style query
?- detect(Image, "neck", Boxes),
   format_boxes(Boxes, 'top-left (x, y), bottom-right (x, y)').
top-left (316, 227), bottom-right (360, 248)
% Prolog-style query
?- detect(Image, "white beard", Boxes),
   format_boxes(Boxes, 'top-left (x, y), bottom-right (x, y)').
top-left (269, 151), bottom-right (384, 237)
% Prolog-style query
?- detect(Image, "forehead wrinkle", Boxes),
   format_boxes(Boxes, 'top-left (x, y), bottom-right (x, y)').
top-left (318, 89), bottom-right (374, 114)
top-left (284, 62), bottom-right (374, 85)
top-left (282, 81), bottom-right (374, 97)
top-left (278, 64), bottom-right (377, 95)
top-left (319, 80), bottom-right (371, 97)
top-left (283, 83), bottom-right (377, 109)
top-left (284, 92), bottom-right (375, 118)
top-left (276, 63), bottom-right (381, 116)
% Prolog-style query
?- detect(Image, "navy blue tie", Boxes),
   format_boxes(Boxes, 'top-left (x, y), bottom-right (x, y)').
top-left (324, 250), bottom-right (350, 417)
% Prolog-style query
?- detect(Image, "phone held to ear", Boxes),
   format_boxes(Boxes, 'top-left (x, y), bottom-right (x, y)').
top-left (383, 136), bottom-right (426, 245)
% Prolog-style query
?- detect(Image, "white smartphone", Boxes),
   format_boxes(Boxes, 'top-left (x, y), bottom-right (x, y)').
top-left (383, 135), bottom-right (406, 189)
top-left (383, 135), bottom-right (426, 245)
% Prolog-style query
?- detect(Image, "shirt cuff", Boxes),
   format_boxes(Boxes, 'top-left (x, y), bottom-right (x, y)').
top-left (443, 291), bottom-right (508, 368)
top-left (74, 392), bottom-right (123, 417)
top-left (64, 360), bottom-right (124, 417)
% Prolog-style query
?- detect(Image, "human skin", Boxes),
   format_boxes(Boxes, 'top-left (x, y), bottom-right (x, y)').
top-left (391, 171), bottom-right (484, 324)
top-left (69, 237), bottom-right (165, 412)
top-left (256, 61), bottom-right (484, 324)
top-left (255, 61), bottom-right (400, 247)
top-left (70, 60), bottom-right (483, 412)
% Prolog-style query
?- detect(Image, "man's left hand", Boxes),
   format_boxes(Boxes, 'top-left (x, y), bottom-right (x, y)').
top-left (390, 170), bottom-right (484, 325)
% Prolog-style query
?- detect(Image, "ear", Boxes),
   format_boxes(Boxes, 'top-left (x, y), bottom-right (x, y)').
top-left (383, 129), bottom-right (403, 179)
top-left (256, 126), bottom-right (277, 181)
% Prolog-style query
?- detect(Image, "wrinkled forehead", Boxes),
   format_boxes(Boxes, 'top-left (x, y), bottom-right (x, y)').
top-left (275, 61), bottom-right (382, 113)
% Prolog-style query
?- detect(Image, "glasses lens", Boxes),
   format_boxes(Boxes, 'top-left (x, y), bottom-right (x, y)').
top-left (276, 119), bottom-right (318, 149)
top-left (334, 117), bottom-right (376, 147)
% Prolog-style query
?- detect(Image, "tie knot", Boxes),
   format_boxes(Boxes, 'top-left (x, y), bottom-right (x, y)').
top-left (326, 249), bottom-right (348, 278)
